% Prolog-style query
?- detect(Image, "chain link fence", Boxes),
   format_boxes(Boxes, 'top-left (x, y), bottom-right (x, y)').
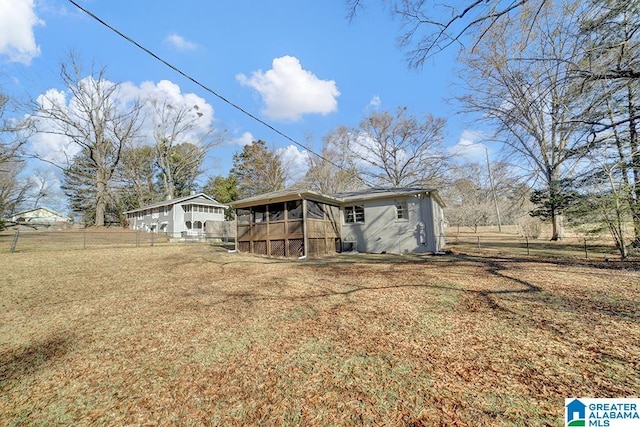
top-left (1, 229), bottom-right (236, 253)
top-left (445, 230), bottom-right (639, 261)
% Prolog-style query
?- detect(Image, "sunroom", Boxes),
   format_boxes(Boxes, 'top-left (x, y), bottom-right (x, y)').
top-left (232, 190), bottom-right (341, 258)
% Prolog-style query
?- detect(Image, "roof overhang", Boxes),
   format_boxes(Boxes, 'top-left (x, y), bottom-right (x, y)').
top-left (124, 193), bottom-right (228, 214)
top-left (230, 187), bottom-right (446, 209)
top-left (230, 190), bottom-right (340, 209)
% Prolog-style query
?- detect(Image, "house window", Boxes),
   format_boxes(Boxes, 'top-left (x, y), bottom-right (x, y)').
top-left (183, 204), bottom-right (192, 213)
top-left (396, 200), bottom-right (408, 220)
top-left (344, 205), bottom-right (365, 224)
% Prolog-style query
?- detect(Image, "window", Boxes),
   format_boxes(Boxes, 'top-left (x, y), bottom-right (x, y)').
top-left (344, 205), bottom-right (365, 223)
top-left (183, 204), bottom-right (192, 213)
top-left (395, 200), bottom-right (408, 220)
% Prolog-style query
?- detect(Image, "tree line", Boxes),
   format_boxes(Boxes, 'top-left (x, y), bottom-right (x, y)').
top-left (350, 0), bottom-right (640, 257)
top-left (1, 0), bottom-right (639, 257)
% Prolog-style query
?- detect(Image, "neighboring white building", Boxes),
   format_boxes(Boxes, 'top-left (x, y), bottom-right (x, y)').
top-left (230, 187), bottom-right (446, 258)
top-left (8, 207), bottom-right (71, 228)
top-left (124, 193), bottom-right (229, 238)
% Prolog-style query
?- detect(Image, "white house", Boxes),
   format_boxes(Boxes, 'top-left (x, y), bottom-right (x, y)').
top-left (229, 187), bottom-right (446, 258)
top-left (124, 193), bottom-right (229, 238)
top-left (7, 207), bottom-right (71, 228)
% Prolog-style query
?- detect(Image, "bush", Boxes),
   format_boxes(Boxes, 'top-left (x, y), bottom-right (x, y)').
top-left (516, 216), bottom-right (542, 239)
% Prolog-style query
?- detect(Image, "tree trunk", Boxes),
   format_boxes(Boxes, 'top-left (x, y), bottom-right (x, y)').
top-left (550, 213), bottom-right (564, 241)
top-left (95, 169), bottom-right (107, 227)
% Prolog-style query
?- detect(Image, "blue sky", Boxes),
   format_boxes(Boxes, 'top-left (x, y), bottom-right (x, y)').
top-left (1, 0), bottom-right (485, 187)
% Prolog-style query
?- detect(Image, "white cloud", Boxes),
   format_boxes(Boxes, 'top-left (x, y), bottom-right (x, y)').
top-left (449, 130), bottom-right (487, 161)
top-left (164, 33), bottom-right (198, 51)
top-left (277, 144), bottom-right (309, 182)
top-left (236, 55), bottom-right (340, 122)
top-left (122, 79), bottom-right (215, 145)
top-left (31, 79), bottom-right (216, 164)
top-left (0, 0), bottom-right (43, 64)
top-left (232, 131), bottom-right (254, 147)
top-left (366, 95), bottom-right (381, 110)
top-left (31, 88), bottom-right (83, 164)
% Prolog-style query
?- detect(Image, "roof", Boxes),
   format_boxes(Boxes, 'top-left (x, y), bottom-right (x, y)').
top-left (230, 189), bottom-right (340, 209)
top-left (230, 187), bottom-right (446, 208)
top-left (10, 207), bottom-right (68, 219)
top-left (332, 187), bottom-right (445, 206)
top-left (123, 193), bottom-right (228, 214)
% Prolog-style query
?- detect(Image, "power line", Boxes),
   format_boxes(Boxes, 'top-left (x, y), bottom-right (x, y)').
top-left (66, 0), bottom-right (373, 188)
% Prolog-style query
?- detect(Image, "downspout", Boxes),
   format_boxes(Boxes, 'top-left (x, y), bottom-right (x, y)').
top-left (418, 193), bottom-right (427, 247)
top-left (299, 196), bottom-right (308, 259)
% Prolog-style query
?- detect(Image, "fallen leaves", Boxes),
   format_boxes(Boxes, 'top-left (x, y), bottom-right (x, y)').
top-left (1, 246), bottom-right (638, 425)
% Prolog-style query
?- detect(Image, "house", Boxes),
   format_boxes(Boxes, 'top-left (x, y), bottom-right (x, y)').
top-left (229, 187), bottom-right (446, 258)
top-left (124, 193), bottom-right (229, 238)
top-left (8, 207), bottom-right (71, 228)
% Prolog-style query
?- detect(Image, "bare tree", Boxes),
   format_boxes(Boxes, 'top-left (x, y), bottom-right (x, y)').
top-left (457, 1), bottom-right (589, 240)
top-left (0, 90), bottom-right (33, 219)
top-left (347, 107), bottom-right (447, 188)
top-left (573, 141), bottom-right (635, 258)
top-left (148, 98), bottom-right (219, 200)
top-left (34, 55), bottom-right (142, 226)
top-left (26, 168), bottom-right (62, 210)
top-left (116, 145), bottom-right (157, 209)
top-left (577, 0), bottom-right (640, 246)
top-left (304, 126), bottom-right (363, 194)
top-left (347, 0), bottom-right (546, 64)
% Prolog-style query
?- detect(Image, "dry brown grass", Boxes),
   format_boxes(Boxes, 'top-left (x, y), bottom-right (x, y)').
top-left (0, 228), bottom-right (172, 253)
top-left (447, 225), bottom-right (639, 261)
top-left (1, 244), bottom-right (639, 426)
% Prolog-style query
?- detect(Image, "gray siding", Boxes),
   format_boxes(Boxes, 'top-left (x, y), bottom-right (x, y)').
top-left (340, 196), bottom-right (445, 254)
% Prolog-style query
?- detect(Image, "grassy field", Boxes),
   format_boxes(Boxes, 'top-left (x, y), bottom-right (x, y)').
top-left (1, 242), bottom-right (639, 426)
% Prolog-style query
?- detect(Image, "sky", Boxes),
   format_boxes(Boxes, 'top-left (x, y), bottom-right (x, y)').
top-left (1, 0), bottom-right (487, 202)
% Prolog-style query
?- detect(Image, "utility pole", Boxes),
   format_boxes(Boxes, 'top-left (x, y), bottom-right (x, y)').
top-left (486, 147), bottom-right (502, 232)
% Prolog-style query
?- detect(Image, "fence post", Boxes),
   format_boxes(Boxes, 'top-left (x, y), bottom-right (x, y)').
top-left (83, 229), bottom-right (87, 250)
top-left (526, 236), bottom-right (530, 256)
top-left (477, 236), bottom-right (481, 251)
top-left (151, 232), bottom-right (154, 247)
top-left (584, 238), bottom-right (588, 259)
top-left (10, 231), bottom-right (19, 253)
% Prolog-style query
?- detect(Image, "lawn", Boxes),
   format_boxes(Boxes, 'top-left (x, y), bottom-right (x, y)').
top-left (1, 244), bottom-right (638, 426)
